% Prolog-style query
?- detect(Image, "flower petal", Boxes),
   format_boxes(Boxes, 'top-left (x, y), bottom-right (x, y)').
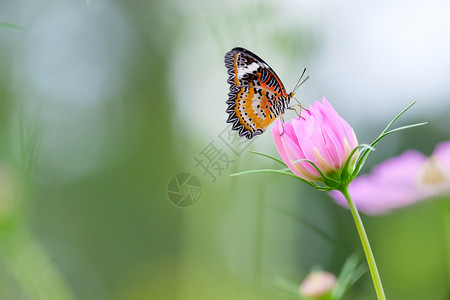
top-left (271, 98), bottom-right (358, 183)
top-left (433, 141), bottom-right (450, 171)
top-left (330, 150), bottom-right (430, 215)
top-left (272, 120), bottom-right (289, 164)
top-left (310, 99), bottom-right (346, 164)
top-left (272, 120), bottom-right (317, 180)
top-left (283, 131), bottom-right (319, 179)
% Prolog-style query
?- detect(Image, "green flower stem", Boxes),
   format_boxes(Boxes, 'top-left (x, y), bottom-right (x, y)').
top-left (439, 199), bottom-right (450, 282)
top-left (339, 186), bottom-right (386, 300)
top-left (444, 210), bottom-right (450, 282)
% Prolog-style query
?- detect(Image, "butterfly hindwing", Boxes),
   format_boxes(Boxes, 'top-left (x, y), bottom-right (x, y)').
top-left (225, 47), bottom-right (290, 139)
top-left (226, 86), bottom-right (280, 139)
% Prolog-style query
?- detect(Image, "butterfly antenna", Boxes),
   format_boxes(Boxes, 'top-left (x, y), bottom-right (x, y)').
top-left (293, 68), bottom-right (309, 93)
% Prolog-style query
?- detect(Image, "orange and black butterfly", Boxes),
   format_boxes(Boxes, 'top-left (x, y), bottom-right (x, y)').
top-left (225, 47), bottom-right (307, 139)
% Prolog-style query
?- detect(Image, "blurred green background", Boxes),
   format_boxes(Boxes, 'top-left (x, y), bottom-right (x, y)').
top-left (0, 0), bottom-right (449, 299)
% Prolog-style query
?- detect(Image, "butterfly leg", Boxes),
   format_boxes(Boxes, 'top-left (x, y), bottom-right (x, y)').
top-left (279, 115), bottom-right (285, 136)
top-left (288, 105), bottom-right (302, 118)
top-left (288, 104), bottom-right (308, 119)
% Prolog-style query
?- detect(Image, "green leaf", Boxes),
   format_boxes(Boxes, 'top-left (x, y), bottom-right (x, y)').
top-left (382, 122), bottom-right (427, 136)
top-left (230, 169), bottom-right (332, 191)
top-left (351, 122), bottom-right (427, 180)
top-left (0, 22), bottom-right (26, 32)
top-left (247, 150), bottom-right (287, 167)
top-left (379, 101), bottom-right (417, 136)
top-left (332, 253), bottom-right (367, 299)
top-left (351, 102), bottom-right (426, 180)
top-left (273, 277), bottom-right (302, 298)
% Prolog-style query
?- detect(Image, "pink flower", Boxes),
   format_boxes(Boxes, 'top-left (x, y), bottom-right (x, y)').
top-left (299, 271), bottom-right (337, 298)
top-left (330, 141), bottom-right (450, 215)
top-left (272, 98), bottom-right (359, 182)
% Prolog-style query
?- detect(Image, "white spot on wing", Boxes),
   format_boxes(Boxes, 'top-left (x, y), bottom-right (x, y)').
top-left (238, 62), bottom-right (259, 79)
top-left (252, 97), bottom-right (265, 121)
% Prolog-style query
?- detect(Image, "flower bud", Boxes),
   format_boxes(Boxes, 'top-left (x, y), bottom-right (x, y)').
top-left (299, 271), bottom-right (337, 299)
top-left (272, 98), bottom-right (358, 182)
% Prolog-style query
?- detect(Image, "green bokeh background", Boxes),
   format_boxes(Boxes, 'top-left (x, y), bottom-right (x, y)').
top-left (0, 0), bottom-right (449, 299)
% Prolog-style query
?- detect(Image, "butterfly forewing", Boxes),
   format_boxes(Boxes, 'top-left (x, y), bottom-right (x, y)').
top-left (225, 47), bottom-right (290, 139)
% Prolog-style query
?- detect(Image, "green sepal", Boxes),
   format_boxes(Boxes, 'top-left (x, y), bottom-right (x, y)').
top-left (292, 159), bottom-right (340, 188)
top-left (340, 144), bottom-right (374, 183)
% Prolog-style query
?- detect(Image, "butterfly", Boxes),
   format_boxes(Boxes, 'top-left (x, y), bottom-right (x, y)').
top-left (225, 47), bottom-right (308, 139)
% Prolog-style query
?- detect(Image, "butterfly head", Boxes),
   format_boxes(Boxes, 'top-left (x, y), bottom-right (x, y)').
top-left (283, 91), bottom-right (294, 107)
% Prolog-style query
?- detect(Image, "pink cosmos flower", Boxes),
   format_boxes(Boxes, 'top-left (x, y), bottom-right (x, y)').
top-left (299, 271), bottom-right (337, 298)
top-left (330, 141), bottom-right (450, 215)
top-left (272, 98), bottom-right (359, 182)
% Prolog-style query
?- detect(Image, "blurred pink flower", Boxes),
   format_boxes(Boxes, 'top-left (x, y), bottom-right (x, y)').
top-left (299, 271), bottom-right (337, 298)
top-left (330, 141), bottom-right (450, 215)
top-left (272, 98), bottom-right (359, 182)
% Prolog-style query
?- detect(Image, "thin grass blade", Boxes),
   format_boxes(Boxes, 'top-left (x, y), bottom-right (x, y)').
top-left (0, 22), bottom-right (26, 31)
top-left (247, 150), bottom-right (287, 167)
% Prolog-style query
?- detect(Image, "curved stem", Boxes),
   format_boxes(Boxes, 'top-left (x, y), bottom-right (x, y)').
top-left (339, 186), bottom-right (386, 300)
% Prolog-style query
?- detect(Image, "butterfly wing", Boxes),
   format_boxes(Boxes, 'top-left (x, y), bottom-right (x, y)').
top-left (226, 86), bottom-right (281, 139)
top-left (225, 47), bottom-right (289, 139)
